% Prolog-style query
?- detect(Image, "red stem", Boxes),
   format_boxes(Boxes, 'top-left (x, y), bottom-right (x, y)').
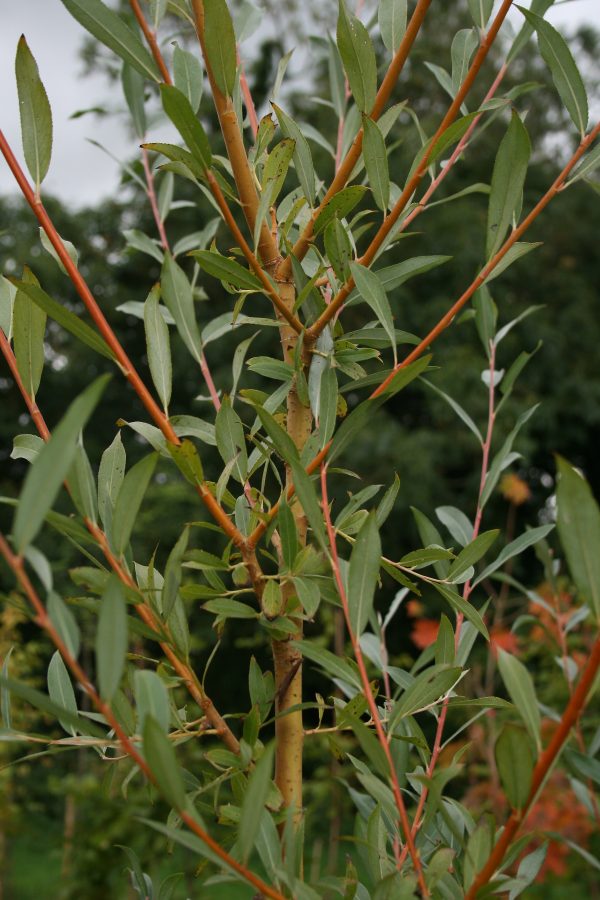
top-left (320, 464), bottom-right (429, 897)
top-left (237, 49), bottom-right (259, 140)
top-left (129, 0), bottom-right (172, 85)
top-left (141, 146), bottom-right (171, 252)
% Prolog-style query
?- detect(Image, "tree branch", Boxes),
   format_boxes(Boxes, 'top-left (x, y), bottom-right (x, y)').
top-left (129, 0), bottom-right (172, 85)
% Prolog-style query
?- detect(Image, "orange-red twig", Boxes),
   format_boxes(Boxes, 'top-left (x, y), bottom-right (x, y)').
top-left (0, 534), bottom-right (282, 900)
top-left (129, 0), bottom-right (172, 85)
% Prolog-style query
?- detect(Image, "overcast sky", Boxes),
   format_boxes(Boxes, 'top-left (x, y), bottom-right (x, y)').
top-left (0, 1), bottom-right (598, 209)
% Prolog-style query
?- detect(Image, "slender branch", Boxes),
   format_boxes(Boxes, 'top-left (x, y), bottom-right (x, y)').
top-left (276, 0), bottom-right (434, 281)
top-left (0, 534), bottom-right (282, 900)
top-left (237, 49), bottom-right (259, 140)
top-left (128, 0), bottom-right (172, 85)
top-left (0, 330), bottom-right (240, 754)
top-left (205, 170), bottom-right (303, 333)
top-left (465, 632), bottom-right (600, 899)
top-left (141, 145), bottom-right (171, 252)
top-left (369, 121), bottom-right (600, 400)
top-left (190, 0), bottom-right (279, 267)
top-left (0, 128), bottom-right (178, 445)
top-left (320, 464), bottom-right (429, 897)
top-left (306, 0), bottom-right (515, 339)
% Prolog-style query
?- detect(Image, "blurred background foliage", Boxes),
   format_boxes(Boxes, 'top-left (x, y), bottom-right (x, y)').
top-left (1, 0), bottom-right (599, 896)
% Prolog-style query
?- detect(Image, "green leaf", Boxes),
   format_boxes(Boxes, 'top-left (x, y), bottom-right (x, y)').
top-left (518, 7), bottom-right (588, 135)
top-left (203, 598), bottom-right (257, 619)
top-left (142, 142), bottom-right (205, 179)
top-left (485, 242), bottom-right (542, 283)
top-left (435, 615), bottom-right (455, 666)
top-left (313, 185), bottom-right (368, 236)
top-left (1, 649), bottom-right (14, 730)
top-left (173, 45), bottom-right (203, 114)
top-left (378, 0), bottom-right (407, 53)
top-left (481, 405), bottom-right (538, 507)
top-left (291, 640), bottom-right (361, 690)
top-left (15, 37), bottom-right (53, 190)
top-left (474, 524), bottom-right (554, 586)
top-left (432, 583), bottom-right (489, 640)
top-left (144, 285), bottom-right (172, 413)
top-left (135, 669), bottom-right (170, 734)
top-left (215, 396), bottom-right (248, 484)
top-left (13, 375), bottom-right (109, 552)
top-left (324, 217), bottom-right (352, 282)
top-left (278, 499), bottom-right (298, 570)
top-left (12, 279), bottom-right (114, 361)
top-left (446, 529), bottom-right (499, 583)
top-left (337, 0), bottom-right (377, 113)
top-left (464, 824), bottom-right (492, 891)
top-left (495, 724), bottom-right (533, 809)
top-left (468, 0), bottom-right (494, 28)
top-left (363, 117), bottom-right (389, 212)
top-left (96, 576), bottom-right (128, 701)
top-left (0, 673), bottom-right (105, 737)
top-left (556, 457), bottom-right (600, 621)
top-left (391, 665), bottom-right (463, 723)
top-left (422, 379), bottom-right (482, 443)
top-left (189, 250), bottom-right (262, 292)
top-left (59, 0), bottom-right (161, 82)
top-left (98, 432), bottom-right (126, 527)
top-left (69, 441), bottom-right (98, 522)
top-left (451, 28), bottom-right (478, 93)
top-left (48, 592), bottom-right (81, 659)
top-left (239, 743), bottom-right (275, 862)
top-left (112, 454), bottom-right (158, 555)
top-left (122, 63), bottom-right (146, 138)
top-left (349, 263), bottom-right (397, 365)
top-left (162, 527), bottom-right (189, 619)
top-left (160, 85), bottom-right (211, 171)
top-left (272, 104), bottom-right (316, 204)
top-left (261, 138), bottom-right (296, 205)
top-left (12, 273), bottom-right (46, 400)
top-left (160, 254), bottom-right (202, 363)
top-left (348, 512), bottom-right (381, 637)
top-left (566, 141), bottom-right (600, 186)
top-left (47, 651), bottom-right (78, 735)
top-left (143, 714), bottom-right (186, 809)
top-left (497, 648), bottom-right (541, 750)
top-left (487, 112), bottom-right (531, 259)
top-left (0, 275), bottom-right (16, 339)
top-left (203, 0), bottom-right (237, 96)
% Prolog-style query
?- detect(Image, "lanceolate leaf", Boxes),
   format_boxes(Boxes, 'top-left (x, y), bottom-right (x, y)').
top-left (47, 651), bottom-right (78, 735)
top-left (495, 724), bottom-right (533, 809)
top-left (348, 512), bottom-right (381, 637)
top-left (497, 648), bottom-right (541, 750)
top-left (112, 453), bottom-right (158, 555)
top-left (378, 0), bottom-right (407, 53)
top-left (362, 117), bottom-right (389, 212)
top-left (215, 396), bottom-right (248, 484)
top-left (272, 104), bottom-right (316, 204)
top-left (337, 0), bottom-right (377, 113)
top-left (13, 376), bottom-right (109, 552)
top-left (239, 744), bottom-right (275, 863)
top-left (487, 112), bottom-right (531, 259)
top-left (59, 0), bottom-right (161, 82)
top-left (160, 254), bottom-right (202, 363)
top-left (519, 7), bottom-right (588, 136)
top-left (556, 456), bottom-right (600, 621)
top-left (15, 36), bottom-right (53, 190)
top-left (143, 715), bottom-right (186, 809)
top-left (392, 665), bottom-right (463, 723)
top-left (160, 85), bottom-right (211, 172)
top-left (173, 45), bottom-right (203, 114)
top-left (98, 432), bottom-right (126, 527)
top-left (12, 273), bottom-right (46, 400)
top-left (96, 576), bottom-right (128, 701)
top-left (474, 524), bottom-right (554, 586)
top-left (446, 529), bottom-right (499, 583)
top-left (203, 0), bottom-right (237, 97)
top-left (349, 263), bottom-right (397, 365)
top-left (190, 250), bottom-right (262, 292)
top-left (144, 285), bottom-right (172, 413)
top-left (122, 63), bottom-right (146, 138)
top-left (48, 592), bottom-right (81, 659)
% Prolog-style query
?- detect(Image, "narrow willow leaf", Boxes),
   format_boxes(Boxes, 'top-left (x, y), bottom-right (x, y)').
top-left (48, 592), bottom-right (81, 660)
top-left (215, 396), bottom-right (248, 484)
top-left (495, 724), bottom-right (533, 809)
top-left (239, 743), bottom-right (275, 862)
top-left (15, 36), bottom-right (53, 190)
top-left (47, 651), bottom-right (78, 735)
top-left (160, 85), bottom-right (211, 171)
top-left (122, 63), bottom-right (146, 139)
top-left (519, 7), bottom-right (588, 136)
top-left (485, 242), bottom-right (542, 283)
top-left (160, 254), bottom-right (202, 363)
top-left (435, 615), bottom-right (455, 665)
top-left (446, 530), bottom-right (499, 583)
top-left (566, 142), bottom-right (600, 186)
top-left (60, 0), bottom-right (161, 82)
top-left (278, 499), bottom-right (298, 570)
top-left (173, 44), bottom-right (203, 113)
top-left (292, 640), bottom-right (361, 690)
top-left (150, 0), bottom-right (168, 28)
top-left (1, 649), bottom-right (14, 730)
top-left (190, 250), bottom-right (262, 291)
top-left (142, 142), bottom-right (205, 179)
top-left (481, 405), bottom-right (538, 507)
top-left (348, 512), bottom-right (381, 637)
top-left (451, 29), bottom-right (478, 94)
top-left (363, 117), bottom-right (389, 212)
top-left (13, 273), bottom-right (46, 400)
top-left (96, 576), bottom-right (128, 701)
top-left (112, 454), bottom-right (158, 555)
top-left (392, 665), bottom-right (463, 723)
top-left (556, 457), bottom-right (600, 621)
top-left (497, 648), bottom-right (541, 750)
top-left (467, 0), bottom-right (494, 28)
top-left (422, 379), bottom-right (482, 443)
top-left (69, 441), bottom-right (98, 522)
top-left (143, 715), bottom-right (186, 809)
top-left (13, 278), bottom-right (114, 360)
top-left (464, 824), bottom-right (492, 891)
top-left (433, 583), bottom-right (489, 640)
top-left (436, 505), bottom-right (473, 547)
top-left (474, 524), bottom-right (554, 586)
top-left (144, 285), bottom-right (172, 413)
top-left (350, 263), bottom-right (396, 365)
top-left (203, 0), bottom-right (237, 96)
top-left (203, 598), bottom-right (257, 619)
top-left (487, 112), bottom-right (531, 259)
top-left (378, 0), bottom-right (407, 53)
top-left (272, 104), bottom-right (316, 204)
top-left (0, 276), bottom-right (16, 339)
top-left (135, 669), bottom-right (170, 734)
top-left (162, 526), bottom-right (189, 618)
top-left (313, 185), bottom-right (367, 236)
top-left (0, 674), bottom-right (104, 737)
top-left (324, 217), bottom-right (352, 282)
top-left (13, 376), bottom-right (109, 552)
top-left (98, 432), bottom-right (126, 527)
top-left (262, 139), bottom-right (296, 205)
top-left (337, 0), bottom-right (377, 113)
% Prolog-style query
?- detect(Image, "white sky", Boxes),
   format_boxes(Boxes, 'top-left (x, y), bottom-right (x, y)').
top-left (0, 0), bottom-right (598, 209)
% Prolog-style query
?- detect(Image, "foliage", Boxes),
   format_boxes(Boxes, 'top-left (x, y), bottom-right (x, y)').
top-left (1, 1), bottom-right (600, 898)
